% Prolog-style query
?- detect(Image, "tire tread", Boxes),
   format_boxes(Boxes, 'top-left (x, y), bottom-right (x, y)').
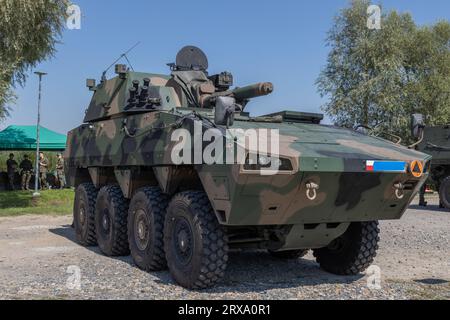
top-left (165, 191), bottom-right (229, 289)
top-left (128, 187), bottom-right (168, 271)
top-left (74, 182), bottom-right (98, 246)
top-left (313, 221), bottom-right (380, 275)
top-left (439, 176), bottom-right (450, 209)
top-left (97, 185), bottom-right (129, 256)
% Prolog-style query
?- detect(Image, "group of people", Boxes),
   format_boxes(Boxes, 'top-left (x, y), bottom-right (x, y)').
top-left (5, 152), bottom-right (66, 191)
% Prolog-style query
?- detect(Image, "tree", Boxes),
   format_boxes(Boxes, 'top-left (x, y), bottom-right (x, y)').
top-left (403, 21), bottom-right (450, 126)
top-left (317, 0), bottom-right (450, 141)
top-left (0, 0), bottom-right (68, 121)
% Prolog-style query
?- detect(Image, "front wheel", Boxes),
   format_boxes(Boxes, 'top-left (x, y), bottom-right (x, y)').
top-left (439, 176), bottom-right (450, 209)
top-left (164, 191), bottom-right (229, 289)
top-left (313, 221), bottom-right (380, 275)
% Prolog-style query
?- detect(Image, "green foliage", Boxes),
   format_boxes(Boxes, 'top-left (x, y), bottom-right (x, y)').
top-left (0, 0), bottom-right (68, 121)
top-left (0, 189), bottom-right (73, 216)
top-left (317, 0), bottom-right (450, 142)
top-left (403, 21), bottom-right (450, 126)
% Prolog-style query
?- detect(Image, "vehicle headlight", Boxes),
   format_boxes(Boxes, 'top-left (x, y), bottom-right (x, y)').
top-left (258, 155), bottom-right (271, 166)
top-left (243, 154), bottom-right (293, 171)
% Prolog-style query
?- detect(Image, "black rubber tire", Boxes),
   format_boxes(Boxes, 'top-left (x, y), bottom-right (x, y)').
top-left (269, 249), bottom-right (308, 260)
top-left (164, 191), bottom-right (228, 289)
top-left (73, 183), bottom-right (98, 246)
top-left (95, 185), bottom-right (130, 256)
top-left (439, 176), bottom-right (450, 209)
top-left (128, 187), bottom-right (169, 271)
top-left (313, 221), bottom-right (380, 275)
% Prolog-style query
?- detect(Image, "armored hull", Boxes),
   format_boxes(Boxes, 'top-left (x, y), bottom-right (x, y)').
top-left (66, 46), bottom-right (430, 289)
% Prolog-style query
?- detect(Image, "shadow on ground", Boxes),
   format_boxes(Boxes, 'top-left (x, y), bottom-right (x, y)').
top-left (49, 225), bottom-right (364, 293)
top-left (414, 278), bottom-right (449, 285)
top-left (409, 204), bottom-right (449, 213)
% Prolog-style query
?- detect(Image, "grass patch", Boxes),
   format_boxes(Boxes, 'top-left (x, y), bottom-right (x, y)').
top-left (0, 189), bottom-right (74, 217)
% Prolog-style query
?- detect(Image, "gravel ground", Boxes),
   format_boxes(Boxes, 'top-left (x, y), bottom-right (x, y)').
top-left (0, 196), bottom-right (449, 300)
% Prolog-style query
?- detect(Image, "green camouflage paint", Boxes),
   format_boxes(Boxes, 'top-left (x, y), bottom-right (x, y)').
top-left (65, 47), bottom-right (431, 251)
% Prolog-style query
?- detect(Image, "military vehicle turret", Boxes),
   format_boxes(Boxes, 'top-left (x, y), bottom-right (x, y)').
top-left (65, 46), bottom-right (431, 289)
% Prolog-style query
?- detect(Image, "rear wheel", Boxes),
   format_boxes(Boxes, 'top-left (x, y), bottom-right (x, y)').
top-left (439, 176), bottom-right (450, 209)
top-left (73, 183), bottom-right (98, 246)
top-left (128, 187), bottom-right (169, 271)
top-left (164, 191), bottom-right (228, 289)
top-left (269, 249), bottom-right (308, 260)
top-left (313, 221), bottom-right (380, 275)
top-left (95, 185), bottom-right (130, 256)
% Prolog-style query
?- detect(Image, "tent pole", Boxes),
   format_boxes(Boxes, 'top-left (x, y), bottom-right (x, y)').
top-left (33, 72), bottom-right (47, 198)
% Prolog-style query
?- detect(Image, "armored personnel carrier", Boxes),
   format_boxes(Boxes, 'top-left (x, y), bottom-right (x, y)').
top-left (66, 46), bottom-right (430, 289)
top-left (412, 114), bottom-right (450, 208)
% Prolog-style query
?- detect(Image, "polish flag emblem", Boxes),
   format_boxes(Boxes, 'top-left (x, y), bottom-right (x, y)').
top-left (366, 161), bottom-right (375, 171)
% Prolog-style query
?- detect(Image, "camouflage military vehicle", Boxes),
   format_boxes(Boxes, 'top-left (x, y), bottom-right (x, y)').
top-left (65, 46), bottom-right (431, 289)
top-left (412, 114), bottom-right (450, 208)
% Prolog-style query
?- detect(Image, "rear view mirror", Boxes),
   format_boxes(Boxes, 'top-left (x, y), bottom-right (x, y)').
top-left (214, 96), bottom-right (235, 127)
top-left (411, 114), bottom-right (425, 138)
top-left (86, 79), bottom-right (96, 91)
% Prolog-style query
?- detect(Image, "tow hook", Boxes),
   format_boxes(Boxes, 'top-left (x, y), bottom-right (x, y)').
top-left (306, 182), bottom-right (319, 201)
top-left (393, 182), bottom-right (405, 200)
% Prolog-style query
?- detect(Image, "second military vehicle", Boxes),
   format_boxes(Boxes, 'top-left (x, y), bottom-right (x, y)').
top-left (412, 114), bottom-right (450, 209)
top-left (65, 46), bottom-right (431, 289)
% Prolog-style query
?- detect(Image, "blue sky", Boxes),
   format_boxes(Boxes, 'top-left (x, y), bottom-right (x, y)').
top-left (2, 0), bottom-right (449, 134)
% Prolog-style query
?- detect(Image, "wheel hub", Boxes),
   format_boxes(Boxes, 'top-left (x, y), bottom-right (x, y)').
top-left (328, 237), bottom-right (345, 251)
top-left (138, 221), bottom-right (146, 239)
top-left (178, 230), bottom-right (189, 253)
top-left (134, 209), bottom-right (150, 251)
top-left (173, 217), bottom-right (193, 265)
top-left (102, 209), bottom-right (110, 232)
top-left (79, 206), bottom-right (86, 225)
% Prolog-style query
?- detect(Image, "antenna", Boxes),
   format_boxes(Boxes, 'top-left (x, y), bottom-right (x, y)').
top-left (101, 42), bottom-right (141, 82)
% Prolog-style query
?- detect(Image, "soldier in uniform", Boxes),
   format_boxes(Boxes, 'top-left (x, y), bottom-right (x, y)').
top-left (56, 153), bottom-right (66, 189)
top-left (38, 152), bottom-right (49, 190)
top-left (418, 184), bottom-right (427, 207)
top-left (6, 153), bottom-right (18, 190)
top-left (19, 155), bottom-right (33, 191)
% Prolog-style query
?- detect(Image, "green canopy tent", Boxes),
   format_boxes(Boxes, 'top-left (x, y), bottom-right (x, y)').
top-left (0, 125), bottom-right (67, 151)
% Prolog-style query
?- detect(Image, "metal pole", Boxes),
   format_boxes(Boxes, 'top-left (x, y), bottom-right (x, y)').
top-left (33, 72), bottom-right (47, 198)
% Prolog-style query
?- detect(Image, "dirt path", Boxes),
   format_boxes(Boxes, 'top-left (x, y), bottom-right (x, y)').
top-left (0, 197), bottom-right (449, 300)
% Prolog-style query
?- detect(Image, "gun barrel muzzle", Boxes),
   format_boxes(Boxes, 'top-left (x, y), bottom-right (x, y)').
top-left (232, 82), bottom-right (273, 101)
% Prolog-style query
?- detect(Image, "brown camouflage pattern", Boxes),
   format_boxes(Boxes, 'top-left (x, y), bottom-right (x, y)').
top-left (65, 58), bottom-right (431, 251)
